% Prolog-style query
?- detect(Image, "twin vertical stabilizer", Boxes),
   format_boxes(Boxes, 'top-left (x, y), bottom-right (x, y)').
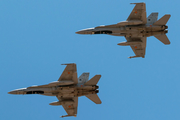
top-left (78, 73), bottom-right (89, 84)
top-left (147, 12), bottom-right (158, 25)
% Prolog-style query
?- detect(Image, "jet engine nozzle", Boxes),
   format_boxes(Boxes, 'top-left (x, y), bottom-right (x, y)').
top-left (165, 25), bottom-right (168, 29)
top-left (95, 85), bottom-right (99, 89)
top-left (95, 90), bottom-right (99, 93)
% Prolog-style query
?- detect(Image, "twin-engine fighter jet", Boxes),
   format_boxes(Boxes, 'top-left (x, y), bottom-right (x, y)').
top-left (8, 63), bottom-right (102, 118)
top-left (76, 3), bottom-right (171, 58)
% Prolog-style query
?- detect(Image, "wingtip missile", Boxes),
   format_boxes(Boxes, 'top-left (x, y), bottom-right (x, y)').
top-left (61, 63), bottom-right (76, 65)
top-left (130, 2), bottom-right (145, 5)
top-left (60, 115), bottom-right (76, 118)
top-left (128, 56), bottom-right (145, 59)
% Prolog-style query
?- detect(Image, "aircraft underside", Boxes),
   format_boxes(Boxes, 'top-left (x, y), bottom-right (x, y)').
top-left (18, 86), bottom-right (99, 98)
top-left (91, 26), bottom-right (168, 37)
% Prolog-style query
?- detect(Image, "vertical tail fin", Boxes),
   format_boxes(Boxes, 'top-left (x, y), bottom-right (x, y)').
top-left (78, 73), bottom-right (89, 84)
top-left (84, 75), bottom-right (101, 86)
top-left (85, 94), bottom-right (102, 104)
top-left (153, 14), bottom-right (171, 25)
top-left (147, 12), bottom-right (158, 25)
top-left (154, 34), bottom-right (170, 45)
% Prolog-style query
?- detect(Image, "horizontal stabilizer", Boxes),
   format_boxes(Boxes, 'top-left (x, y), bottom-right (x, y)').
top-left (86, 94), bottom-right (102, 104)
top-left (153, 14), bottom-right (171, 25)
top-left (84, 75), bottom-right (101, 86)
top-left (154, 34), bottom-right (170, 45)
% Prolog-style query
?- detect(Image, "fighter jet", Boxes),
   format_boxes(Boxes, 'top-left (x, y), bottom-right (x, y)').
top-left (76, 3), bottom-right (171, 58)
top-left (8, 63), bottom-right (101, 118)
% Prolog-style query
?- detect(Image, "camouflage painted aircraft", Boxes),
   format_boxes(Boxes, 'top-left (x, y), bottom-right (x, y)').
top-left (76, 3), bottom-right (171, 58)
top-left (8, 63), bottom-right (101, 118)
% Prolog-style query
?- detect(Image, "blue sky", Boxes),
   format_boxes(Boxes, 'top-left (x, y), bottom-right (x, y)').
top-left (1, 0), bottom-right (180, 120)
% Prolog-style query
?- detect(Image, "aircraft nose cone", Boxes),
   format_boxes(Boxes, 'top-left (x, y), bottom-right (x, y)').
top-left (8, 91), bottom-right (17, 94)
top-left (75, 30), bottom-right (85, 34)
top-left (8, 88), bottom-right (26, 94)
top-left (76, 28), bottom-right (95, 34)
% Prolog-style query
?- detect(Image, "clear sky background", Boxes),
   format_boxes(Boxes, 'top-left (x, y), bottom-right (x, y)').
top-left (1, 0), bottom-right (180, 120)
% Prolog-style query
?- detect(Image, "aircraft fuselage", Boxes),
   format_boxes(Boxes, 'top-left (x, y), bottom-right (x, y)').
top-left (76, 24), bottom-right (168, 38)
top-left (8, 84), bottom-right (99, 97)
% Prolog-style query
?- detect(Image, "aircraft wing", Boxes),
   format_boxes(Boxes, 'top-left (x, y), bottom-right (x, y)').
top-left (127, 3), bottom-right (147, 24)
top-left (57, 96), bottom-right (78, 117)
top-left (58, 63), bottom-right (78, 84)
top-left (125, 37), bottom-right (147, 58)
